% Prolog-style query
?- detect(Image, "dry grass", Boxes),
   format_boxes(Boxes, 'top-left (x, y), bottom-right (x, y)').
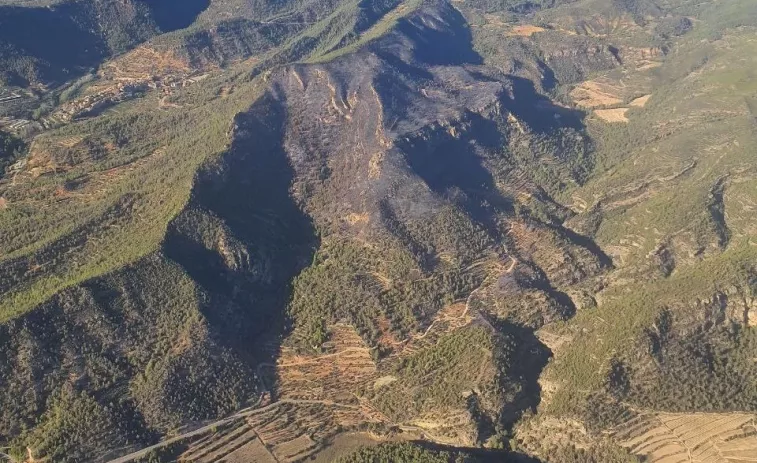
top-left (309, 432), bottom-right (389, 463)
top-left (637, 61), bottom-right (663, 70)
top-left (100, 46), bottom-right (190, 81)
top-left (368, 151), bottom-right (385, 178)
top-left (272, 433), bottom-right (318, 461)
top-left (570, 80), bottom-right (625, 108)
top-left (218, 438), bottom-right (278, 463)
top-left (594, 108), bottom-right (630, 123)
top-left (344, 212), bottom-right (370, 225)
top-left (507, 24), bottom-right (546, 37)
top-left (629, 94), bottom-right (652, 107)
top-left (272, 324), bottom-right (378, 402)
top-left (613, 413), bottom-right (757, 463)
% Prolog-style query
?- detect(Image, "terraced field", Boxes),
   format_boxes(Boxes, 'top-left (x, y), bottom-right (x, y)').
top-left (614, 413), bottom-right (757, 463)
top-left (268, 324), bottom-right (379, 402)
top-left (180, 418), bottom-right (270, 463)
top-left (176, 402), bottom-right (381, 463)
top-left (165, 324), bottom-right (391, 462)
top-left (135, 300), bottom-right (492, 462)
top-left (390, 300), bottom-right (476, 357)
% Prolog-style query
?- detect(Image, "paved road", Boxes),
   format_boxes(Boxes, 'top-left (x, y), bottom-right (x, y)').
top-left (106, 415), bottom-right (242, 463)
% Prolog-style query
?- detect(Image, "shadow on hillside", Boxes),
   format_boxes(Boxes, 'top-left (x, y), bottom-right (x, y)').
top-left (492, 319), bottom-right (552, 430)
top-left (505, 76), bottom-right (586, 132)
top-left (395, 112), bottom-right (514, 238)
top-left (0, 0), bottom-right (211, 86)
top-left (414, 441), bottom-right (543, 462)
top-left (138, 0), bottom-right (210, 32)
top-left (397, 2), bottom-right (483, 66)
top-left (553, 223), bottom-right (614, 269)
top-left (164, 91), bottom-right (317, 396)
top-left (0, 5), bottom-right (105, 85)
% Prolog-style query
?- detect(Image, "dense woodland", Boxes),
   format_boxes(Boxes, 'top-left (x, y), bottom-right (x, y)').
top-left (336, 442), bottom-right (492, 463)
top-left (0, 129), bottom-right (24, 174)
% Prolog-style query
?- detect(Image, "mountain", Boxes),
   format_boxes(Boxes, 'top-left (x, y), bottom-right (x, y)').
top-left (0, 0), bottom-right (212, 86)
top-left (0, 0), bottom-right (756, 462)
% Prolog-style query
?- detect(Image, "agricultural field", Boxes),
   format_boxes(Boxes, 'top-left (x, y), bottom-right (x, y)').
top-left (614, 413), bottom-right (757, 463)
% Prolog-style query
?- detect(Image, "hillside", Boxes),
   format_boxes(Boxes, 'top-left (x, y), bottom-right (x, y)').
top-left (1, 0), bottom-right (757, 462)
top-left (0, 0), bottom-right (212, 87)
